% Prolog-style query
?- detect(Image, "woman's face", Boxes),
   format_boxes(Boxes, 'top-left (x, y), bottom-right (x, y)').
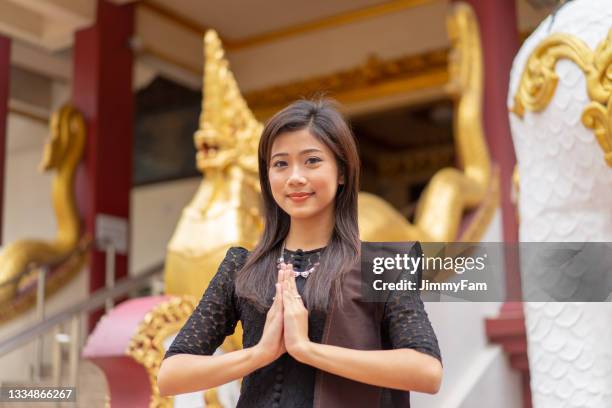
top-left (268, 128), bottom-right (342, 221)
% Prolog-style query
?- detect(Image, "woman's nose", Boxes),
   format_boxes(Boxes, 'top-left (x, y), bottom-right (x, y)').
top-left (287, 166), bottom-right (306, 185)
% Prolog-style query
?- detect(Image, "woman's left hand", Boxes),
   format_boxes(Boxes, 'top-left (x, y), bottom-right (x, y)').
top-left (280, 263), bottom-right (311, 360)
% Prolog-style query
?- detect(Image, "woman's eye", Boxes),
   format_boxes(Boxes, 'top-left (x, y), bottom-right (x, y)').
top-left (306, 157), bottom-right (322, 165)
top-left (272, 160), bottom-right (287, 168)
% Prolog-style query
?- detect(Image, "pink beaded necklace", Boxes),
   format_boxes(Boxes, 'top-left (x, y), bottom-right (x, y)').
top-left (277, 241), bottom-right (320, 278)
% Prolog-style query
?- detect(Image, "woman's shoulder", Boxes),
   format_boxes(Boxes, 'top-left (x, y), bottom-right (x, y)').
top-left (209, 247), bottom-right (250, 287)
top-left (223, 246), bottom-right (250, 264)
top-left (226, 246), bottom-right (250, 257)
top-left (219, 246), bottom-right (250, 274)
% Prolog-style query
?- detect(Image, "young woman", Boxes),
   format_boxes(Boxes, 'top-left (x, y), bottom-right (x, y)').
top-left (157, 99), bottom-right (442, 407)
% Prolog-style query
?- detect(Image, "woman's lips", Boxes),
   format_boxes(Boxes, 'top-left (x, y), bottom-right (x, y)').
top-left (287, 192), bottom-right (314, 202)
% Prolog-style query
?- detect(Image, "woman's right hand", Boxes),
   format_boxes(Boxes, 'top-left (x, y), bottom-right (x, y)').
top-left (253, 268), bottom-right (286, 365)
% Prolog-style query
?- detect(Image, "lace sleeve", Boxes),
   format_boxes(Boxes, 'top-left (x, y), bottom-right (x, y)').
top-left (382, 242), bottom-right (442, 363)
top-left (164, 247), bottom-right (247, 359)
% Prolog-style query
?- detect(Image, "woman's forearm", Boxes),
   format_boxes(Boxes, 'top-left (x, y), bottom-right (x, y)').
top-left (157, 346), bottom-right (269, 396)
top-left (293, 343), bottom-right (442, 394)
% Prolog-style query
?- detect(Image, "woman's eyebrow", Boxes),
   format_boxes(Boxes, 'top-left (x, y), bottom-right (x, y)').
top-left (270, 148), bottom-right (323, 159)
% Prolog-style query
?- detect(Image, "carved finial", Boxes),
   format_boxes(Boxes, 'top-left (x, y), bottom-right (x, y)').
top-left (195, 30), bottom-right (262, 173)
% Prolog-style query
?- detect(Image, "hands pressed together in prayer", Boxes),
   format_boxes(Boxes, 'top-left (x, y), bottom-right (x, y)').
top-left (254, 263), bottom-right (311, 365)
top-left (160, 258), bottom-right (443, 396)
top-left (157, 262), bottom-right (316, 396)
top-left (253, 262), bottom-right (442, 394)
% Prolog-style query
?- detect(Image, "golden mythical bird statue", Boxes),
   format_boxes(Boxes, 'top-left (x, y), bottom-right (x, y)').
top-left (0, 105), bottom-right (88, 320)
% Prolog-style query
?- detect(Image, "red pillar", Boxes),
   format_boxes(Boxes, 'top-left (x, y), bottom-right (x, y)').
top-left (72, 0), bottom-right (134, 331)
top-left (459, 0), bottom-right (519, 243)
top-left (0, 35), bottom-right (10, 246)
top-left (451, 0), bottom-right (523, 299)
top-left (453, 1), bottom-right (530, 407)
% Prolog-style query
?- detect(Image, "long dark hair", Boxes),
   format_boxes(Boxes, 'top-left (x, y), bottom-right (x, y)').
top-left (235, 98), bottom-right (361, 312)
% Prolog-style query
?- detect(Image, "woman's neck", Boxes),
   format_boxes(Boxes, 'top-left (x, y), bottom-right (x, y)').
top-left (285, 210), bottom-right (334, 251)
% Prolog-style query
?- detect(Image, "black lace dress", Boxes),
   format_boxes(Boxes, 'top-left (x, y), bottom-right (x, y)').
top-left (164, 246), bottom-right (441, 408)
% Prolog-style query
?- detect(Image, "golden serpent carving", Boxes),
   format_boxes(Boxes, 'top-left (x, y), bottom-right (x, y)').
top-left (411, 2), bottom-right (493, 241)
top-left (512, 28), bottom-right (612, 167)
top-left (0, 105), bottom-right (88, 313)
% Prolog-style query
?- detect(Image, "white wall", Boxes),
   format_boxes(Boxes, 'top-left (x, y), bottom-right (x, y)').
top-left (3, 114), bottom-right (55, 242)
top-left (129, 177), bottom-right (200, 275)
top-left (412, 210), bottom-right (522, 408)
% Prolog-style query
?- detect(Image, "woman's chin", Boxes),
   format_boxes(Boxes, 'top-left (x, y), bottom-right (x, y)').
top-left (286, 209), bottom-right (317, 219)
top-left (281, 199), bottom-right (336, 221)
top-left (282, 204), bottom-right (320, 220)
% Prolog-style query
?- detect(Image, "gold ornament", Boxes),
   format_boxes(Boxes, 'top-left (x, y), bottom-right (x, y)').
top-left (127, 296), bottom-right (199, 408)
top-left (512, 28), bottom-right (612, 167)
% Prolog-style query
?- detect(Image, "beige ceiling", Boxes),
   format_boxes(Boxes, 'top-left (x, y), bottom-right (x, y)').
top-left (147, 0), bottom-right (391, 39)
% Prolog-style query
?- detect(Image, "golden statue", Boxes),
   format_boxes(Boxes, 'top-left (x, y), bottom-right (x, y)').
top-left (0, 105), bottom-right (89, 320)
top-left (163, 29), bottom-right (264, 351)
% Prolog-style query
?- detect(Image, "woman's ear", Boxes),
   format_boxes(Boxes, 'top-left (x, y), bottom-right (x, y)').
top-left (338, 174), bottom-right (345, 185)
